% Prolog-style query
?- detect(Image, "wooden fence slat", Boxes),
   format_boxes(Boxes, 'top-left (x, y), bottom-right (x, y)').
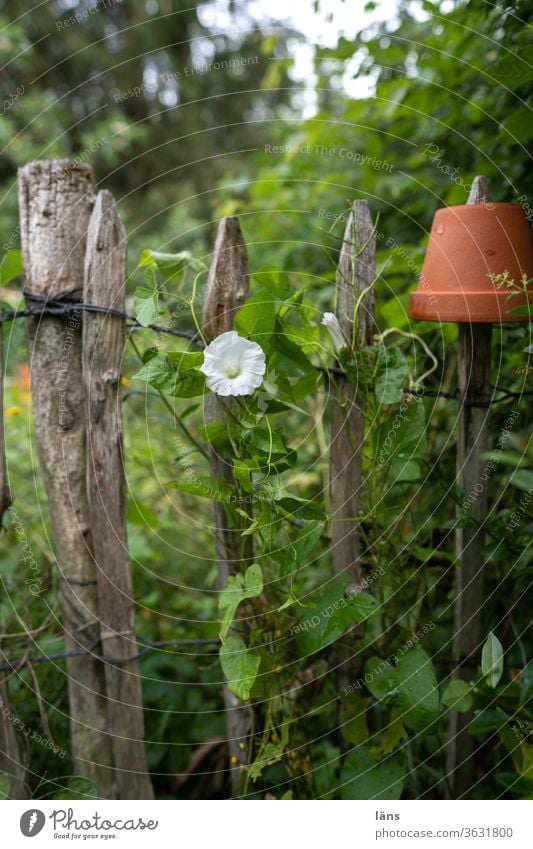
top-left (329, 200), bottom-right (376, 744)
top-left (203, 216), bottom-right (254, 794)
top-left (447, 176), bottom-right (492, 797)
top-left (83, 190), bottom-right (153, 800)
top-left (18, 160), bottom-right (114, 796)
top-left (330, 200), bottom-right (376, 593)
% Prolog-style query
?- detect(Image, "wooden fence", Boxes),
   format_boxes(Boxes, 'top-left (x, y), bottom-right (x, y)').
top-left (0, 159), bottom-right (503, 799)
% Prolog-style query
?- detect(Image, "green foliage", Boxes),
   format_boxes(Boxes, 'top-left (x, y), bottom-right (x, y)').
top-left (442, 680), bottom-right (473, 713)
top-left (0, 773), bottom-right (11, 800)
top-left (365, 647), bottom-right (440, 733)
top-left (219, 564), bottom-right (264, 641)
top-left (54, 778), bottom-right (98, 801)
top-left (0, 0), bottom-right (530, 803)
top-left (340, 750), bottom-right (405, 800)
top-left (220, 635), bottom-right (261, 701)
top-left (481, 632), bottom-right (504, 689)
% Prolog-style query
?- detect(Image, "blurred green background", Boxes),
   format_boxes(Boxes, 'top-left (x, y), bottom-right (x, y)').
top-left (0, 0), bottom-right (531, 799)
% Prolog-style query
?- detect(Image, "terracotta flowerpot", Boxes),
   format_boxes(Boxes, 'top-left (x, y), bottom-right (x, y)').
top-left (409, 203), bottom-right (533, 323)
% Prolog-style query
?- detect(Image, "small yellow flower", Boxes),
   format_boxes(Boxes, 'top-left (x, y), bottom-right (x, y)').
top-left (230, 755), bottom-right (238, 765)
top-left (6, 406), bottom-right (23, 416)
top-left (121, 376), bottom-right (131, 388)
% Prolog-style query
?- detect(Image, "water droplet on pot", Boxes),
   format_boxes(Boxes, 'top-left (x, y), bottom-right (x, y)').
top-left (486, 249), bottom-right (495, 256)
top-left (436, 224), bottom-right (444, 235)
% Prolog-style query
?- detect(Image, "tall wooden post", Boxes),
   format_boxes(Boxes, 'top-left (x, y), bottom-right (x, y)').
top-left (83, 191), bottom-right (153, 799)
top-left (330, 200), bottom-right (376, 592)
top-left (329, 200), bottom-right (376, 743)
top-left (18, 160), bottom-right (114, 796)
top-left (202, 217), bottom-right (254, 794)
top-left (447, 175), bottom-right (492, 797)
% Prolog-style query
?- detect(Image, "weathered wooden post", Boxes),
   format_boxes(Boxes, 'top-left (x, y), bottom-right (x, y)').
top-left (408, 174), bottom-right (533, 795)
top-left (447, 176), bottom-right (493, 795)
top-left (329, 200), bottom-right (376, 739)
top-left (202, 216), bottom-right (254, 794)
top-left (18, 160), bottom-right (114, 795)
top-left (330, 199), bottom-right (376, 593)
top-left (83, 190), bottom-right (153, 799)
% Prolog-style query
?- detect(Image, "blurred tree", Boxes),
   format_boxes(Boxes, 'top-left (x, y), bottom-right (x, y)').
top-left (0, 0), bottom-right (296, 254)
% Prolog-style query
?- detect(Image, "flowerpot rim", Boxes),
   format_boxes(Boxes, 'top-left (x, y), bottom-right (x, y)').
top-left (438, 201), bottom-right (525, 213)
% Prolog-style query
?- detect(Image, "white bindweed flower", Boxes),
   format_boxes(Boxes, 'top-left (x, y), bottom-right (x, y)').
top-left (199, 331), bottom-right (266, 396)
top-left (322, 312), bottom-right (349, 353)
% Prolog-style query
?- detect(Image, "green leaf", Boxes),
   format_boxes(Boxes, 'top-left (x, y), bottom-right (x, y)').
top-left (166, 370), bottom-right (205, 398)
top-left (364, 646), bottom-right (440, 733)
top-left (169, 475), bottom-right (233, 503)
top-left (138, 249), bottom-right (205, 282)
top-left (469, 708), bottom-right (509, 735)
top-left (481, 632), bottom-right (504, 688)
top-left (0, 772), bottom-right (10, 800)
top-left (510, 304), bottom-right (532, 317)
top-left (0, 250), bottom-right (22, 286)
top-left (374, 346), bottom-right (408, 405)
top-left (54, 777), bottom-right (98, 800)
top-left (219, 563), bottom-right (264, 640)
top-left (249, 721), bottom-right (290, 781)
top-left (133, 286), bottom-right (161, 327)
top-left (253, 267), bottom-right (290, 298)
top-left (488, 45), bottom-right (533, 88)
top-left (503, 106), bottom-right (533, 143)
top-left (234, 289), bottom-right (277, 341)
top-left (168, 351), bottom-right (204, 371)
top-left (509, 470), bottom-right (533, 493)
top-left (341, 750), bottom-right (404, 800)
top-left (295, 578), bottom-right (377, 656)
top-left (442, 679), bottom-right (473, 712)
top-left (219, 634), bottom-right (261, 700)
top-left (133, 353), bottom-right (205, 397)
top-left (383, 397), bottom-right (426, 483)
top-left (133, 355), bottom-right (173, 388)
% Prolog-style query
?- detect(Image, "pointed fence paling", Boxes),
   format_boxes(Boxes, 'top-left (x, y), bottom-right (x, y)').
top-left (447, 175), bottom-right (493, 797)
top-left (17, 159), bottom-right (152, 799)
top-left (18, 160), bottom-right (114, 796)
top-left (83, 190), bottom-right (153, 800)
top-left (202, 216), bottom-right (254, 795)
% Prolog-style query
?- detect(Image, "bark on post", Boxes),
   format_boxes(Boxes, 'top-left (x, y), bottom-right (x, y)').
top-left (330, 200), bottom-right (376, 593)
top-left (329, 200), bottom-right (376, 745)
top-left (18, 160), bottom-right (114, 796)
top-left (83, 190), bottom-right (153, 799)
top-left (202, 216), bottom-right (254, 794)
top-left (447, 175), bottom-right (493, 797)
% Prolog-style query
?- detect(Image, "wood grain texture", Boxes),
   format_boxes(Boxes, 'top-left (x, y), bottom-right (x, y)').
top-left (329, 200), bottom-right (376, 750)
top-left (83, 190), bottom-right (153, 799)
top-left (18, 160), bottom-right (114, 796)
top-left (330, 200), bottom-right (376, 594)
top-left (18, 160), bottom-right (95, 300)
top-left (202, 217), bottom-right (250, 344)
top-left (203, 216), bottom-right (254, 794)
top-left (447, 175), bottom-right (493, 798)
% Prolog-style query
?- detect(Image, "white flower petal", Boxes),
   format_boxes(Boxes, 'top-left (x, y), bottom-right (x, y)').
top-left (199, 330), bottom-right (266, 396)
top-left (322, 311), bottom-right (348, 353)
